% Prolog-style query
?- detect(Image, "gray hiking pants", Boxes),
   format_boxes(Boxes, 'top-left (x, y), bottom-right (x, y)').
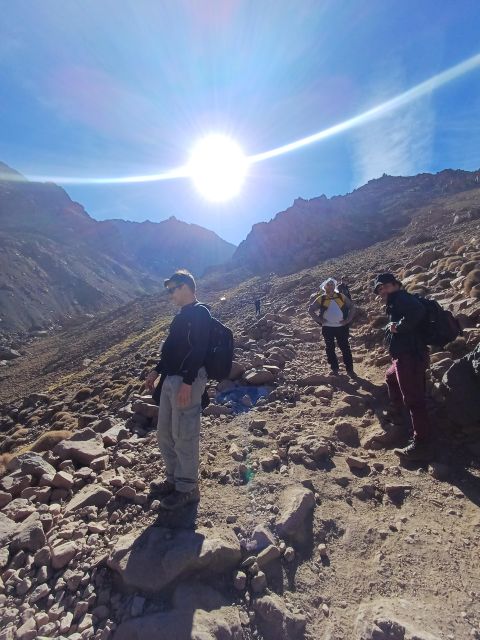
top-left (156, 368), bottom-right (207, 493)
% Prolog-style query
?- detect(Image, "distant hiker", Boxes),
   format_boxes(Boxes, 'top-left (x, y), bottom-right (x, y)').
top-left (145, 270), bottom-right (210, 510)
top-left (337, 276), bottom-right (352, 300)
top-left (373, 273), bottom-right (431, 461)
top-left (308, 278), bottom-right (356, 376)
top-left (255, 298), bottom-right (261, 316)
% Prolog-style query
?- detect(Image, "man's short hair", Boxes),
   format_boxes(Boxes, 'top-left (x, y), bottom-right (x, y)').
top-left (373, 273), bottom-right (402, 293)
top-left (164, 269), bottom-right (196, 292)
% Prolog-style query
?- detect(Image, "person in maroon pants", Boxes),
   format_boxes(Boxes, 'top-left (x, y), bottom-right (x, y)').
top-left (373, 273), bottom-right (431, 461)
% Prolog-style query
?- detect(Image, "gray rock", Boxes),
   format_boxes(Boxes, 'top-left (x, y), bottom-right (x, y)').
top-left (2, 498), bottom-right (35, 521)
top-left (254, 592), bottom-right (306, 640)
top-left (107, 526), bottom-right (241, 592)
top-left (257, 545), bottom-right (281, 567)
top-left (276, 485), bottom-right (315, 543)
top-left (335, 422), bottom-right (360, 447)
top-left (10, 512), bottom-right (46, 552)
top-left (54, 436), bottom-right (106, 466)
top-left (0, 491), bottom-right (12, 508)
top-left (354, 598), bottom-right (441, 640)
top-left (0, 347), bottom-right (21, 360)
top-left (64, 485), bottom-right (112, 513)
top-left (251, 524), bottom-right (276, 551)
top-left (51, 541), bottom-right (78, 569)
top-left (0, 513), bottom-right (16, 545)
top-left (6, 452), bottom-right (56, 478)
top-left (245, 368), bottom-right (275, 385)
top-left (113, 605), bottom-right (243, 640)
top-left (0, 472), bottom-right (32, 497)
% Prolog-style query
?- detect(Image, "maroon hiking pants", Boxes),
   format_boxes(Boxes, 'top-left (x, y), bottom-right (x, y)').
top-left (385, 352), bottom-right (430, 442)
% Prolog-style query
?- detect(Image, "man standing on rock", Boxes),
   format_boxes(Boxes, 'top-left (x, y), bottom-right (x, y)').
top-left (308, 278), bottom-right (356, 376)
top-left (373, 273), bottom-right (431, 461)
top-left (145, 270), bottom-right (210, 510)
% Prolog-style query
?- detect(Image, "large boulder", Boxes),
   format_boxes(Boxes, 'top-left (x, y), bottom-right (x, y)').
top-left (64, 485), bottom-right (112, 513)
top-left (442, 344), bottom-right (480, 428)
top-left (107, 526), bottom-right (241, 593)
top-left (0, 347), bottom-right (21, 360)
top-left (276, 485), bottom-right (315, 544)
top-left (54, 434), bottom-right (106, 466)
top-left (6, 452), bottom-right (56, 478)
top-left (254, 593), bottom-right (306, 640)
top-left (113, 606), bottom-right (243, 640)
top-left (354, 598), bottom-right (441, 640)
top-left (10, 512), bottom-right (46, 552)
top-left (0, 513), bottom-right (16, 545)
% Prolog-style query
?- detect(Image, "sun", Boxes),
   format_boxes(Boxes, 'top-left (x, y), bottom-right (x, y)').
top-left (188, 134), bottom-right (248, 202)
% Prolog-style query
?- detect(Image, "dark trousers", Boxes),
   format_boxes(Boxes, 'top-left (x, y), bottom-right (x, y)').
top-left (321, 325), bottom-right (353, 372)
top-left (386, 352), bottom-right (430, 442)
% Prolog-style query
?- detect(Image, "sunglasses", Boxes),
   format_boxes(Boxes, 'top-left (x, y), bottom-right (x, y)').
top-left (167, 284), bottom-right (183, 295)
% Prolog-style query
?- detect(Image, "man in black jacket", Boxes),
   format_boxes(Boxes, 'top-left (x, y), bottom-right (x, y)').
top-left (145, 270), bottom-right (210, 510)
top-left (374, 273), bottom-right (431, 460)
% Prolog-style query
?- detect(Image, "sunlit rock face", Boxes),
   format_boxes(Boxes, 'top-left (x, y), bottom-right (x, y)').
top-left (232, 169), bottom-right (480, 274)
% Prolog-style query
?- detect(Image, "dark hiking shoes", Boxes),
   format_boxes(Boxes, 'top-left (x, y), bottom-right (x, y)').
top-left (149, 479), bottom-right (175, 497)
top-left (160, 487), bottom-right (200, 511)
top-left (394, 440), bottom-right (431, 461)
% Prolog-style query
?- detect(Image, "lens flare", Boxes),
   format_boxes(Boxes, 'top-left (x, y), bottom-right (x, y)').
top-left (2, 52), bottom-right (479, 189)
top-left (188, 134), bottom-right (248, 202)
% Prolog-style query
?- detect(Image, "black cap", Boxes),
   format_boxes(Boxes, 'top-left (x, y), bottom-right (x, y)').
top-left (373, 273), bottom-right (401, 293)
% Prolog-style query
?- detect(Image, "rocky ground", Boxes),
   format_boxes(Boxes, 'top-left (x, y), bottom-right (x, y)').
top-left (0, 203), bottom-right (479, 640)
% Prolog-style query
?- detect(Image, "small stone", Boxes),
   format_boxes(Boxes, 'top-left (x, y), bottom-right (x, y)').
top-left (322, 603), bottom-right (330, 616)
top-left (345, 455), bottom-right (369, 471)
top-left (317, 543), bottom-right (328, 558)
top-left (257, 544), bottom-right (281, 567)
top-left (251, 570), bottom-right (267, 593)
top-left (52, 471), bottom-right (74, 490)
top-left (233, 570), bottom-right (247, 590)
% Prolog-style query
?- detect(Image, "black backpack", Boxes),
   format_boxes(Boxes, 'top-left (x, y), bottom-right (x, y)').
top-left (414, 295), bottom-right (462, 348)
top-left (197, 304), bottom-right (234, 381)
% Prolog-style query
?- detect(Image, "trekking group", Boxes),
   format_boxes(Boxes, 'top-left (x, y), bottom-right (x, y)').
top-left (145, 268), bottom-right (460, 511)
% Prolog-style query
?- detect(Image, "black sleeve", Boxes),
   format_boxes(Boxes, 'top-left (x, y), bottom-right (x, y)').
top-left (182, 305), bottom-right (211, 384)
top-left (395, 294), bottom-right (426, 333)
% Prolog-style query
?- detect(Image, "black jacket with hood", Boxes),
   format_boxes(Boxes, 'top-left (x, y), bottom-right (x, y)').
top-left (385, 289), bottom-right (428, 358)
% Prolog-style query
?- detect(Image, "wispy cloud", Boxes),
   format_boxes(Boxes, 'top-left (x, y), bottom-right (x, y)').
top-left (352, 59), bottom-right (435, 185)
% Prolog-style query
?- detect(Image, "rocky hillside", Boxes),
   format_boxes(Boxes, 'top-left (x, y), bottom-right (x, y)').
top-left (0, 162), bottom-right (235, 334)
top-left (0, 194), bottom-right (478, 639)
top-left (232, 169), bottom-right (480, 274)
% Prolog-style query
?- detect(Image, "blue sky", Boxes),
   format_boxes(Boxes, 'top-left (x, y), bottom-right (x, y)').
top-left (1, 0), bottom-right (480, 244)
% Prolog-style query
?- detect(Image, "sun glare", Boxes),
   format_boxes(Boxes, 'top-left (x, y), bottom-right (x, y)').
top-left (188, 134), bottom-right (248, 202)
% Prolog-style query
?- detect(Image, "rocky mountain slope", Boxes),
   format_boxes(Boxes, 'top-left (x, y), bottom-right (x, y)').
top-left (0, 192), bottom-right (479, 639)
top-left (0, 162), bottom-right (235, 334)
top-left (232, 169), bottom-right (480, 274)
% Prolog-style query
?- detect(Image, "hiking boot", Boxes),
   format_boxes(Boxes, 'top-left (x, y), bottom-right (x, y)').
top-left (394, 439), bottom-right (431, 461)
top-left (149, 479), bottom-right (175, 496)
top-left (160, 487), bottom-right (200, 511)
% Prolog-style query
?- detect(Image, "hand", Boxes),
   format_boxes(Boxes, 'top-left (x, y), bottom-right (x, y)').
top-left (339, 319), bottom-right (348, 326)
top-left (145, 369), bottom-right (158, 392)
top-left (388, 323), bottom-right (398, 333)
top-left (177, 383), bottom-right (192, 408)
